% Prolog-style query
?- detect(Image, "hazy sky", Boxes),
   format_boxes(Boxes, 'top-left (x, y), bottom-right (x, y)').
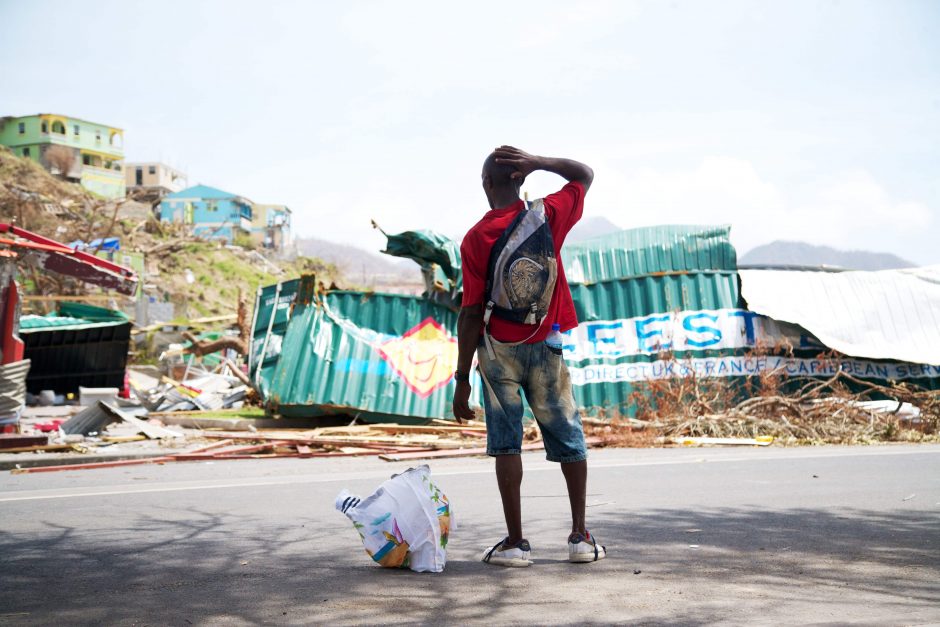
top-left (2, 0), bottom-right (938, 264)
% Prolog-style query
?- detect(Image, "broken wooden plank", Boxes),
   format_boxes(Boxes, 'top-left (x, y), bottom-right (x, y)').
top-left (194, 432), bottom-right (444, 450)
top-left (379, 443), bottom-right (536, 461)
top-left (298, 435), bottom-right (468, 449)
top-left (203, 453), bottom-right (299, 459)
top-left (100, 435), bottom-right (147, 443)
top-left (0, 434), bottom-right (49, 449)
top-left (178, 439), bottom-right (235, 455)
top-left (212, 442), bottom-right (292, 456)
top-left (10, 456), bottom-right (175, 474)
top-left (296, 445), bottom-right (313, 458)
top-left (307, 425), bottom-right (382, 436)
top-left (306, 447), bottom-right (436, 458)
top-left (171, 442), bottom-right (291, 460)
top-left (0, 443), bottom-right (76, 454)
top-left (198, 431), bottom-right (311, 442)
top-left (366, 424), bottom-right (487, 434)
top-left (221, 358), bottom-right (253, 388)
top-left (378, 437), bottom-right (603, 462)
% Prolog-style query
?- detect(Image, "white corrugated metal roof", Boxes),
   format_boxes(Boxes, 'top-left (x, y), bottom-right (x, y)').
top-left (739, 266), bottom-right (940, 366)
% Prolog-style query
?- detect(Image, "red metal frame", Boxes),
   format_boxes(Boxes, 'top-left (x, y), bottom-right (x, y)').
top-left (1, 275), bottom-right (24, 365)
top-left (0, 223), bottom-right (138, 295)
top-left (0, 224), bottom-right (135, 280)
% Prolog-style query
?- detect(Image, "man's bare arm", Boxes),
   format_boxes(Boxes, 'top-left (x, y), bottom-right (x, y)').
top-left (452, 305), bottom-right (483, 423)
top-left (493, 145), bottom-right (594, 191)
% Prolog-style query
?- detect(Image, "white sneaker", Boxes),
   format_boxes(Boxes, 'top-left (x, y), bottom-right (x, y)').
top-left (568, 531), bottom-right (607, 563)
top-left (481, 538), bottom-right (533, 567)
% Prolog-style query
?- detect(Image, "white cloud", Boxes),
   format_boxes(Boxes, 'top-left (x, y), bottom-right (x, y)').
top-left (591, 157), bottom-right (934, 259)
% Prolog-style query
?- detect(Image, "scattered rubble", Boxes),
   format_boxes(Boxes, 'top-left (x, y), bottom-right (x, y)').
top-left (3, 412), bottom-right (591, 473)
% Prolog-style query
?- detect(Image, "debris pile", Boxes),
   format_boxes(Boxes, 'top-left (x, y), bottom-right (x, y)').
top-left (603, 358), bottom-right (940, 446)
top-left (4, 406), bottom-right (605, 473)
top-left (188, 421), bottom-right (494, 461)
top-left (132, 370), bottom-right (250, 413)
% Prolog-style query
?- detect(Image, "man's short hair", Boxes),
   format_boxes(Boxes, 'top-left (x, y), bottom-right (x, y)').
top-left (483, 152), bottom-right (518, 186)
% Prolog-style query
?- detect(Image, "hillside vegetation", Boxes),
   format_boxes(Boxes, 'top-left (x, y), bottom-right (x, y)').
top-left (0, 146), bottom-right (338, 318)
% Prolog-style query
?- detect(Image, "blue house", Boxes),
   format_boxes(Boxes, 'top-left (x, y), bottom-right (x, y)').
top-left (158, 184), bottom-right (253, 242)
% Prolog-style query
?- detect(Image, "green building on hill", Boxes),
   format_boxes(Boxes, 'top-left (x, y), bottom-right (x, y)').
top-left (0, 113), bottom-right (126, 199)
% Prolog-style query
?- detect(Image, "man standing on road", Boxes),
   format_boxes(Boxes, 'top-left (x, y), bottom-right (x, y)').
top-left (452, 145), bottom-right (606, 567)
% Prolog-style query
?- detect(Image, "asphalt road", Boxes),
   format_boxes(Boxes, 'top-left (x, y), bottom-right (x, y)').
top-left (1, 445), bottom-right (938, 626)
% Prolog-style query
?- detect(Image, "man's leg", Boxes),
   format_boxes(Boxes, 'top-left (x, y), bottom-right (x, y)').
top-left (560, 459), bottom-right (587, 536)
top-left (522, 342), bottom-right (594, 539)
top-left (496, 454), bottom-right (524, 545)
top-left (477, 343), bottom-right (527, 549)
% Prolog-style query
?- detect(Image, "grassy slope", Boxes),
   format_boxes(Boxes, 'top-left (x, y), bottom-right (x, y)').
top-left (0, 146), bottom-right (336, 318)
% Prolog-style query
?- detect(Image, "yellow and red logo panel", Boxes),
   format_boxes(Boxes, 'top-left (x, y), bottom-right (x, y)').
top-left (378, 317), bottom-right (458, 398)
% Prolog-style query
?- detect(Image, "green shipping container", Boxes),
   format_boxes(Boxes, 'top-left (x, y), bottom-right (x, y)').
top-left (253, 225), bottom-right (938, 421)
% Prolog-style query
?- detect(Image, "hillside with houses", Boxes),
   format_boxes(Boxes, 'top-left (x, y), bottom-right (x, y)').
top-left (0, 113), bottom-right (342, 324)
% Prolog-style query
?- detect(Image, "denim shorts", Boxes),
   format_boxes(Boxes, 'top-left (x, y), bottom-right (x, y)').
top-left (476, 338), bottom-right (587, 463)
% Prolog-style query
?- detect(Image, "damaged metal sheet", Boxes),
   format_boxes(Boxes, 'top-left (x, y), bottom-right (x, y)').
top-left (0, 359), bottom-right (30, 416)
top-left (739, 266), bottom-right (940, 367)
top-left (61, 402), bottom-right (114, 435)
top-left (376, 225), bottom-right (462, 308)
top-left (266, 276), bottom-right (481, 421)
top-left (0, 224), bottom-right (138, 295)
top-left (255, 225), bottom-right (940, 422)
top-left (564, 224), bottom-right (738, 283)
top-left (249, 278), bottom-right (300, 398)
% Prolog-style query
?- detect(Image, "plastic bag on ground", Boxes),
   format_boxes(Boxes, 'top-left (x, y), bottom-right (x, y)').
top-left (335, 464), bottom-right (453, 573)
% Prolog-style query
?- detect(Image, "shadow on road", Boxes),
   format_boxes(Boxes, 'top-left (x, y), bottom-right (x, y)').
top-left (1, 502), bottom-right (937, 625)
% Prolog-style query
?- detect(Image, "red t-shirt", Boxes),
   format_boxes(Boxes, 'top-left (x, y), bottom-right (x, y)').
top-left (460, 181), bottom-right (585, 343)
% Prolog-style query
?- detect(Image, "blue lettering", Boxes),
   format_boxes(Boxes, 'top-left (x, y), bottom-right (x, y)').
top-left (683, 313), bottom-right (722, 348)
top-left (586, 321), bottom-right (624, 356)
top-left (634, 315), bottom-right (671, 352)
top-left (561, 329), bottom-right (577, 353)
top-left (727, 310), bottom-right (759, 344)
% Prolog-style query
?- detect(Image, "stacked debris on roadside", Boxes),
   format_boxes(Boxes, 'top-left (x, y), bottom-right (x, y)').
top-left (4, 411), bottom-right (602, 474)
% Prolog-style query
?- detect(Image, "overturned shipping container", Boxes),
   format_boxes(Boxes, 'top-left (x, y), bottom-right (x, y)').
top-left (252, 225), bottom-right (940, 422)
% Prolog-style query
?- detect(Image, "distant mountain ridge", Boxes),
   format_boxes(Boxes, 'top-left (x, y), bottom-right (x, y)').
top-left (739, 240), bottom-right (915, 270)
top-left (296, 236), bottom-right (421, 284)
top-left (566, 216), bottom-right (622, 242)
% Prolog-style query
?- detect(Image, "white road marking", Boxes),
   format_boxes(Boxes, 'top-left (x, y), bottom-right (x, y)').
top-left (0, 446), bottom-right (936, 503)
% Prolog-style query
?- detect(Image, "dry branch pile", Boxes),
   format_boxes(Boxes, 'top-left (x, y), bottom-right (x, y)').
top-left (607, 352), bottom-right (940, 445)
